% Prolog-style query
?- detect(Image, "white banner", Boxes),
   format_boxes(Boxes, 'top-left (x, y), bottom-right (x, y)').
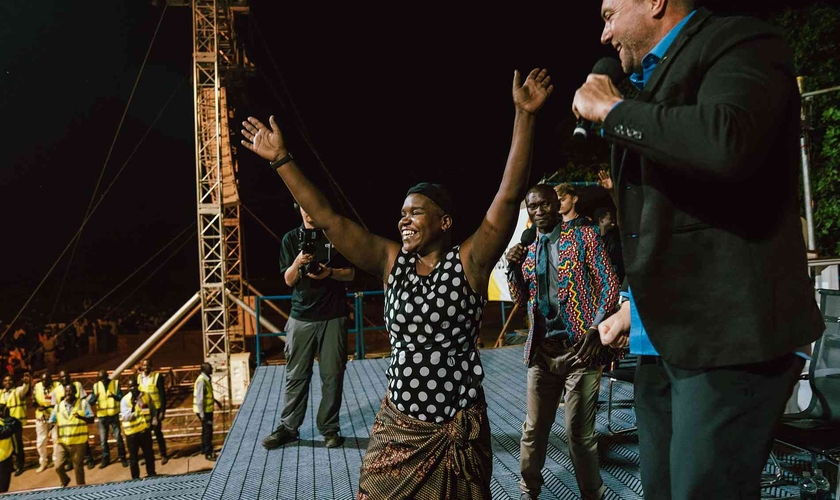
top-left (488, 202), bottom-right (531, 302)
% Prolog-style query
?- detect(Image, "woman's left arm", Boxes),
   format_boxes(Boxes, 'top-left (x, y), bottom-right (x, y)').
top-left (461, 68), bottom-right (553, 295)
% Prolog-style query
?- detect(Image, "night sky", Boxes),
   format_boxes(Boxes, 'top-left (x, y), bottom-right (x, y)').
top-left (0, 0), bottom-right (807, 323)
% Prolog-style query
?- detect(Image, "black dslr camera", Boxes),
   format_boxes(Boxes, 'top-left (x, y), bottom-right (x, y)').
top-left (298, 227), bottom-right (322, 276)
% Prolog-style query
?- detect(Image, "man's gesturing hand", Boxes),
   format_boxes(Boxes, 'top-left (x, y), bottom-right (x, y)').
top-left (598, 301), bottom-right (630, 349)
top-left (573, 328), bottom-right (608, 365)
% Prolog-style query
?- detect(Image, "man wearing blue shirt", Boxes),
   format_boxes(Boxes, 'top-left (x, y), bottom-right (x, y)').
top-left (572, 0), bottom-right (824, 499)
top-left (50, 384), bottom-right (94, 486)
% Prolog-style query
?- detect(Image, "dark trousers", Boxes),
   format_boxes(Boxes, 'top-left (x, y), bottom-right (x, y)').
top-left (126, 430), bottom-right (156, 479)
top-left (280, 316), bottom-right (347, 435)
top-left (97, 415), bottom-right (126, 462)
top-left (198, 413), bottom-right (214, 455)
top-left (55, 443), bottom-right (86, 486)
top-left (635, 353), bottom-right (803, 500)
top-left (150, 418), bottom-right (167, 458)
top-left (0, 457), bottom-right (12, 492)
top-left (10, 421), bottom-right (23, 471)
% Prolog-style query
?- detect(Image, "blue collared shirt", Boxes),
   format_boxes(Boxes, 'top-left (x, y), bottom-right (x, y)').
top-left (629, 10), bottom-right (697, 90)
top-left (618, 11), bottom-right (696, 356)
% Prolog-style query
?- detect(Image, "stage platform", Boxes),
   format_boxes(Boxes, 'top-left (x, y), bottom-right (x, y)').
top-left (3, 346), bottom-right (806, 499)
top-left (199, 345), bottom-right (801, 500)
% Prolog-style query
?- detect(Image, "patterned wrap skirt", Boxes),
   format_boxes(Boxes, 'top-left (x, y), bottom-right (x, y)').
top-left (357, 391), bottom-right (492, 500)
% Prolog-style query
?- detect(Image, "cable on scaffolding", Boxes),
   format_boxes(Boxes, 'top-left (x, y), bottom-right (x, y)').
top-left (2, 76), bottom-right (185, 342)
top-left (25, 221), bottom-right (196, 361)
top-left (247, 15), bottom-right (369, 231)
top-left (48, 4), bottom-right (171, 323)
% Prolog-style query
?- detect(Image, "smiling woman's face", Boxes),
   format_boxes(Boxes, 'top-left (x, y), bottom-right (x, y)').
top-left (398, 194), bottom-right (447, 253)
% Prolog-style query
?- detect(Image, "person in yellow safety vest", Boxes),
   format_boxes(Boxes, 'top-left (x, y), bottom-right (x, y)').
top-left (0, 373), bottom-right (30, 476)
top-left (120, 378), bottom-right (156, 479)
top-left (32, 372), bottom-right (60, 473)
top-left (52, 370), bottom-right (95, 470)
top-left (0, 404), bottom-right (22, 492)
top-left (137, 359), bottom-right (168, 464)
top-left (49, 383), bottom-right (94, 487)
top-left (89, 370), bottom-right (127, 469)
top-left (194, 363), bottom-right (222, 461)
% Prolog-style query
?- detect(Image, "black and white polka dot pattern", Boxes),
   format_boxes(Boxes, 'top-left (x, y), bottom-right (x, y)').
top-left (384, 246), bottom-right (486, 423)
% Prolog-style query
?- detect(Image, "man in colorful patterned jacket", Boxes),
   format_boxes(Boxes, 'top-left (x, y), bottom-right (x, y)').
top-left (506, 182), bottom-right (619, 500)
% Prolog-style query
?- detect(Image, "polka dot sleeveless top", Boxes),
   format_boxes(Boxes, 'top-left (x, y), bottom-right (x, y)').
top-left (384, 246), bottom-right (487, 423)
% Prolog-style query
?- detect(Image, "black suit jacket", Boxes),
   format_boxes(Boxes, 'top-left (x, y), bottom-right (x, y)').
top-left (604, 8), bottom-right (824, 369)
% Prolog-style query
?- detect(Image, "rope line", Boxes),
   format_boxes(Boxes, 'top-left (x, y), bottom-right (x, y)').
top-left (26, 221), bottom-right (196, 361)
top-left (2, 77), bottom-right (184, 342)
top-left (248, 16), bottom-right (369, 231)
top-left (48, 4), bottom-right (172, 322)
top-left (242, 203), bottom-right (283, 243)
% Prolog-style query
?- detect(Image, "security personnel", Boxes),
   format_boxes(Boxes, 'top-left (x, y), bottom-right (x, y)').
top-left (0, 374), bottom-right (30, 476)
top-left (50, 384), bottom-right (94, 487)
top-left (137, 359), bottom-right (168, 464)
top-left (89, 370), bottom-right (127, 468)
top-left (52, 370), bottom-right (95, 470)
top-left (193, 363), bottom-right (221, 461)
top-left (0, 404), bottom-right (21, 492)
top-left (32, 372), bottom-right (60, 473)
top-left (120, 378), bottom-right (156, 479)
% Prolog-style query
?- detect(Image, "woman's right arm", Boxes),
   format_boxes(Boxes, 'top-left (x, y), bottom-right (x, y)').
top-left (241, 116), bottom-right (400, 282)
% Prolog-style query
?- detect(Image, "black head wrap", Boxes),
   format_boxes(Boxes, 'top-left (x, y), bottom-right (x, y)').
top-left (406, 182), bottom-right (455, 216)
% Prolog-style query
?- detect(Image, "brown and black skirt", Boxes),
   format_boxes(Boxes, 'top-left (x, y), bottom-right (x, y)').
top-left (357, 392), bottom-right (492, 500)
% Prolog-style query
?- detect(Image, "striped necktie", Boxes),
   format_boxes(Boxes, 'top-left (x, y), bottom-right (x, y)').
top-left (536, 235), bottom-right (552, 318)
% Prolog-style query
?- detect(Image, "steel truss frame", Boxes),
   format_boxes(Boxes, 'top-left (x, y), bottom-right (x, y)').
top-left (191, 0), bottom-right (249, 402)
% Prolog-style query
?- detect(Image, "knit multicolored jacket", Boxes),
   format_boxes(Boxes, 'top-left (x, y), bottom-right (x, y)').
top-left (507, 218), bottom-right (619, 363)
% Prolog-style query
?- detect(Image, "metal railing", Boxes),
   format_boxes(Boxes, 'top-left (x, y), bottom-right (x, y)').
top-left (20, 406), bottom-right (238, 456)
top-left (43, 366), bottom-right (202, 395)
top-left (254, 290), bottom-right (388, 365)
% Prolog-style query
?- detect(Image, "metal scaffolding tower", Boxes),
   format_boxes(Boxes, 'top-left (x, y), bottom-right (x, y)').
top-left (189, 0), bottom-right (252, 403)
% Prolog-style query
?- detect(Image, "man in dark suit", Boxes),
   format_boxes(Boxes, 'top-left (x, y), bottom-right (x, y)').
top-left (572, 1), bottom-right (825, 499)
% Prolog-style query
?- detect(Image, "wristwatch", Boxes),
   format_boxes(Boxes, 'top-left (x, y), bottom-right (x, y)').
top-left (269, 151), bottom-right (294, 169)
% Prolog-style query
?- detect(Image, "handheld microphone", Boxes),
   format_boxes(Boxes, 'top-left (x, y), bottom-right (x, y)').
top-left (573, 57), bottom-right (624, 139)
top-left (520, 225), bottom-right (537, 247)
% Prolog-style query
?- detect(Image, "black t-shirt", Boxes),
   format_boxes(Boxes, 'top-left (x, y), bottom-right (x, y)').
top-left (279, 226), bottom-right (351, 322)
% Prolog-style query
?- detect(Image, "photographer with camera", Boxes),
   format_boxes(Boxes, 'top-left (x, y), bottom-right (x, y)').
top-left (262, 205), bottom-right (354, 450)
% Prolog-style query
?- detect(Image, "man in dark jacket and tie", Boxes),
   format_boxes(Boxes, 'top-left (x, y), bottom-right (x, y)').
top-left (573, 0), bottom-right (825, 499)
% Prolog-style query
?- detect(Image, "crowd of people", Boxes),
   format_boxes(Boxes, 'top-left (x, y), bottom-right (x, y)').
top-left (0, 305), bottom-right (171, 379)
top-left (236, 0), bottom-right (824, 499)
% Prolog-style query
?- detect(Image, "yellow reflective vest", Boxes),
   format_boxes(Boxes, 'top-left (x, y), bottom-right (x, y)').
top-left (55, 399), bottom-right (89, 446)
top-left (34, 381), bottom-right (60, 420)
top-left (52, 382), bottom-right (85, 407)
top-left (137, 372), bottom-right (162, 410)
top-left (120, 393), bottom-right (149, 436)
top-left (0, 387), bottom-right (26, 421)
top-left (93, 380), bottom-right (120, 418)
top-left (193, 374), bottom-right (214, 415)
top-left (0, 420), bottom-right (12, 463)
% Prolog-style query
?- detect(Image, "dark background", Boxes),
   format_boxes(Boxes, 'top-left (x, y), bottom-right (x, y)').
top-left (0, 0), bottom-right (812, 324)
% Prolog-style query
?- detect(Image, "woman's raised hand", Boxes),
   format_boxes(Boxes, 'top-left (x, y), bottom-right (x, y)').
top-left (241, 115), bottom-right (287, 162)
top-left (513, 68), bottom-right (553, 114)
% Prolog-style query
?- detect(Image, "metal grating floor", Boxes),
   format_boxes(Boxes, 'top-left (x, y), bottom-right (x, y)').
top-left (0, 471), bottom-right (209, 500)
top-left (3, 346), bottom-right (807, 499)
top-left (200, 346), bottom-right (802, 500)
